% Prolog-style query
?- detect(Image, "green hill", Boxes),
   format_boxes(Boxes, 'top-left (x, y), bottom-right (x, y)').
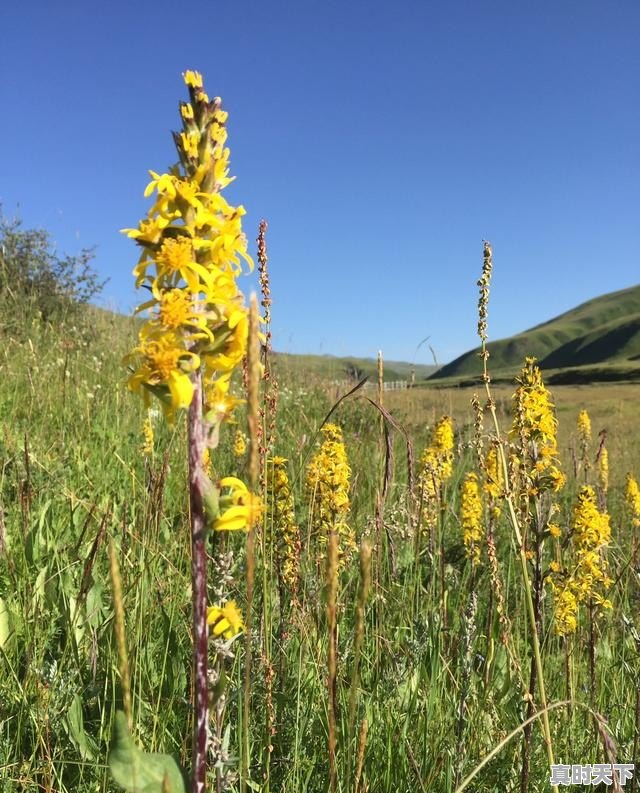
top-left (432, 284), bottom-right (640, 382)
top-left (273, 352), bottom-right (438, 382)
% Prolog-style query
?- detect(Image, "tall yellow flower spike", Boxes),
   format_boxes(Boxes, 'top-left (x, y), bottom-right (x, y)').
top-left (460, 472), bottom-right (483, 566)
top-left (122, 71), bottom-right (253, 425)
top-left (548, 485), bottom-right (612, 636)
top-left (511, 358), bottom-right (565, 496)
top-left (417, 415), bottom-right (455, 531)
top-left (306, 424), bottom-right (355, 564)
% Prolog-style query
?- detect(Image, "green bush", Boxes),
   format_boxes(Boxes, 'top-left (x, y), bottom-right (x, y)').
top-left (0, 208), bottom-right (107, 334)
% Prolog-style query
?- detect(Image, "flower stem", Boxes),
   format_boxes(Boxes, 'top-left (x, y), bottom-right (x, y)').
top-left (188, 370), bottom-right (209, 793)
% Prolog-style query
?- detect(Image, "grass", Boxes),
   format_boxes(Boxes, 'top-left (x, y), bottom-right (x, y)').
top-left (2, 301), bottom-right (640, 792)
top-left (272, 352), bottom-right (438, 383)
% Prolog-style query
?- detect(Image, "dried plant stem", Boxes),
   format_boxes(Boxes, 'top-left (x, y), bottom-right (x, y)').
top-left (327, 528), bottom-right (339, 793)
top-left (241, 296), bottom-right (261, 792)
top-left (353, 719), bottom-right (368, 793)
top-left (108, 539), bottom-right (132, 732)
top-left (478, 241), bottom-right (557, 792)
top-left (348, 540), bottom-right (372, 740)
top-left (588, 599), bottom-right (596, 706)
top-left (632, 687), bottom-right (640, 793)
top-left (188, 370), bottom-right (209, 793)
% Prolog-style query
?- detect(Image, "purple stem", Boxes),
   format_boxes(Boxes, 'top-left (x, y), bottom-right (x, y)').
top-left (189, 371), bottom-right (208, 793)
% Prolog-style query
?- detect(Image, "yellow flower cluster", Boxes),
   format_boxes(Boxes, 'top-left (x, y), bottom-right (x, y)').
top-left (511, 358), bottom-right (565, 496)
top-left (483, 444), bottom-right (503, 518)
top-left (548, 485), bottom-right (612, 635)
top-left (306, 424), bottom-right (355, 563)
top-left (207, 600), bottom-right (244, 640)
top-left (141, 415), bottom-right (154, 457)
top-left (625, 473), bottom-right (640, 528)
top-left (460, 472), bottom-right (483, 566)
top-left (123, 70), bottom-right (252, 424)
top-left (598, 447), bottom-right (609, 494)
top-left (417, 416), bottom-right (455, 529)
top-left (233, 429), bottom-right (247, 457)
top-left (577, 409), bottom-right (591, 472)
top-left (214, 476), bottom-right (263, 532)
top-left (577, 410), bottom-right (591, 444)
top-left (267, 457), bottom-right (301, 594)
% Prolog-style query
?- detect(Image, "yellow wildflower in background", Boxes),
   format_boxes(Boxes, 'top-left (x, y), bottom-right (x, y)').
top-left (625, 473), bottom-right (640, 528)
top-left (267, 456), bottom-right (301, 596)
top-left (511, 358), bottom-right (565, 496)
top-left (483, 444), bottom-right (503, 518)
top-left (548, 582), bottom-right (578, 636)
top-left (207, 600), bottom-right (244, 639)
top-left (577, 410), bottom-right (591, 444)
top-left (306, 424), bottom-right (355, 564)
top-left (548, 485), bottom-right (612, 635)
top-left (598, 447), bottom-right (609, 495)
top-left (460, 472), bottom-right (483, 566)
top-left (233, 429), bottom-right (247, 457)
top-left (141, 415), bottom-right (154, 457)
top-left (577, 409), bottom-right (592, 474)
top-left (417, 415), bottom-right (455, 531)
top-left (215, 476), bottom-right (263, 531)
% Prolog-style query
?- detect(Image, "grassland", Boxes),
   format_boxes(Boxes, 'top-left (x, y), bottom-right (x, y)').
top-left (2, 303), bottom-right (640, 793)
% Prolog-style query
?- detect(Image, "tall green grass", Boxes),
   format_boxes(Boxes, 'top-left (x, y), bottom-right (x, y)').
top-left (2, 302), bottom-right (640, 792)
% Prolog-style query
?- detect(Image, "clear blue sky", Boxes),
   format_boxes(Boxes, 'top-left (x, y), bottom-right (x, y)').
top-left (2, 0), bottom-right (638, 364)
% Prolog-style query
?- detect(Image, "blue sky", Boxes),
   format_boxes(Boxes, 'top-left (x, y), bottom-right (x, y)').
top-left (1, 1), bottom-right (638, 364)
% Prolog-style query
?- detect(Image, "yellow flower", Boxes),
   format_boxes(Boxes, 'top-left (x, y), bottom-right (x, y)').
top-left (483, 443), bottom-right (503, 518)
top-left (417, 416), bottom-right (455, 531)
top-left (549, 485), bottom-right (612, 634)
top-left (180, 102), bottom-right (194, 121)
top-left (149, 236), bottom-right (215, 295)
top-left (460, 472), bottom-right (483, 566)
top-left (214, 476), bottom-right (262, 531)
top-left (180, 131), bottom-right (200, 160)
top-left (233, 429), bottom-right (246, 457)
top-left (207, 600), bottom-right (243, 639)
top-left (123, 72), bottom-right (254, 427)
top-left (511, 358), bottom-right (563, 495)
top-left (577, 410), bottom-right (592, 444)
top-left (625, 473), bottom-right (640, 528)
top-left (141, 416), bottom-right (154, 457)
top-left (548, 580), bottom-right (578, 636)
top-left (183, 69), bottom-right (203, 89)
top-left (267, 456), bottom-right (301, 594)
top-left (548, 523), bottom-right (561, 539)
top-left (306, 424), bottom-right (355, 563)
top-left (598, 448), bottom-right (609, 494)
top-left (125, 329), bottom-right (199, 414)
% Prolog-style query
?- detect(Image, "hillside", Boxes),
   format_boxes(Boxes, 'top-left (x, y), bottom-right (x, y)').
top-left (273, 352), bottom-right (438, 382)
top-left (432, 284), bottom-right (640, 381)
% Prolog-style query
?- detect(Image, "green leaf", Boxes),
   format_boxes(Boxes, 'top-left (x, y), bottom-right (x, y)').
top-left (202, 475), bottom-right (219, 527)
top-left (66, 693), bottom-right (97, 761)
top-left (109, 711), bottom-right (186, 793)
top-left (0, 597), bottom-right (10, 648)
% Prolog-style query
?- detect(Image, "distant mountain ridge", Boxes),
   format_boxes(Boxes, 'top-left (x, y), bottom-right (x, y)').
top-left (273, 352), bottom-right (438, 382)
top-left (432, 284), bottom-right (640, 381)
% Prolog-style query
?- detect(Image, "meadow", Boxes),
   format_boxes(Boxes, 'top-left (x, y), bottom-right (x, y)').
top-left (2, 295), bottom-right (640, 793)
top-left (2, 71), bottom-right (640, 793)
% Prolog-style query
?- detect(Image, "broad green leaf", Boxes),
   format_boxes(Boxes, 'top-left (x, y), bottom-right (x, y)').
top-left (66, 693), bottom-right (97, 761)
top-left (109, 711), bottom-right (186, 793)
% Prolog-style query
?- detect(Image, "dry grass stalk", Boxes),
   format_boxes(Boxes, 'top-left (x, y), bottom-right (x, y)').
top-left (327, 527), bottom-right (339, 793)
top-left (108, 539), bottom-right (132, 732)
